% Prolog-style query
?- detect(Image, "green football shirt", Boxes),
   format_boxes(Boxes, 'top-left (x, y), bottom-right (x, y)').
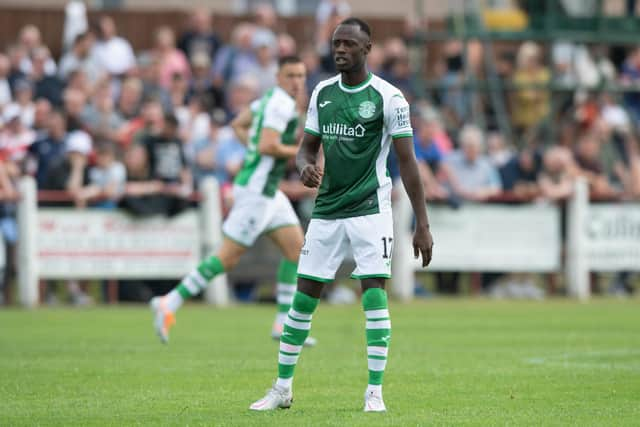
top-left (235, 86), bottom-right (299, 197)
top-left (304, 73), bottom-right (413, 219)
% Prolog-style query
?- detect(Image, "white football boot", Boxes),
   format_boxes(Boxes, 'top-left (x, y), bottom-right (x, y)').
top-left (249, 384), bottom-right (293, 411)
top-left (364, 390), bottom-right (387, 412)
top-left (150, 296), bottom-right (175, 344)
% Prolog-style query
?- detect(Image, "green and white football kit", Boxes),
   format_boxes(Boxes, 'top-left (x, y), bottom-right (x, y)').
top-left (222, 86), bottom-right (300, 247)
top-left (297, 73), bottom-right (413, 281)
top-left (251, 73), bottom-right (413, 412)
top-left (151, 85), bottom-right (304, 345)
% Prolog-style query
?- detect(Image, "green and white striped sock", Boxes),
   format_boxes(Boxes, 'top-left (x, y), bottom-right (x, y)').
top-left (275, 259), bottom-right (297, 325)
top-left (362, 288), bottom-right (391, 388)
top-left (276, 291), bottom-right (319, 389)
top-left (165, 256), bottom-right (225, 312)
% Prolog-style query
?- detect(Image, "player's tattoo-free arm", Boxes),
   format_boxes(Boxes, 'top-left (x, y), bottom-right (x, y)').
top-left (393, 136), bottom-right (434, 267)
top-left (296, 132), bottom-right (323, 188)
top-left (257, 127), bottom-right (299, 158)
top-left (230, 107), bottom-right (253, 145)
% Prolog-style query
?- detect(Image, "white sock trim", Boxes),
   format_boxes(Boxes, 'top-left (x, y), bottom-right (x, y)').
top-left (278, 354), bottom-right (299, 365)
top-left (284, 317), bottom-right (311, 330)
top-left (288, 309), bottom-right (312, 321)
top-left (280, 342), bottom-right (302, 354)
top-left (368, 358), bottom-right (387, 371)
top-left (365, 309), bottom-right (389, 319)
top-left (366, 320), bottom-right (391, 329)
top-left (367, 346), bottom-right (388, 357)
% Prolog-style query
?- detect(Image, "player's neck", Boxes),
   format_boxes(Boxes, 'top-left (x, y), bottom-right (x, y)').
top-left (340, 68), bottom-right (370, 88)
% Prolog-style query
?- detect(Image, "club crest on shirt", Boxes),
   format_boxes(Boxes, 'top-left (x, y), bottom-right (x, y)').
top-left (358, 101), bottom-right (376, 119)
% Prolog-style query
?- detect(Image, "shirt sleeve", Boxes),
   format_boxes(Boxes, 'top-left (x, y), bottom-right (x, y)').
top-left (385, 92), bottom-right (413, 140)
top-left (303, 86), bottom-right (320, 136)
top-left (262, 95), bottom-right (295, 134)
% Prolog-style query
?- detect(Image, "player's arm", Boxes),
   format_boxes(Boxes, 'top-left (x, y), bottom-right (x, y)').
top-left (257, 127), bottom-right (299, 158)
top-left (296, 132), bottom-right (323, 187)
top-left (230, 107), bottom-right (253, 145)
top-left (393, 136), bottom-right (433, 267)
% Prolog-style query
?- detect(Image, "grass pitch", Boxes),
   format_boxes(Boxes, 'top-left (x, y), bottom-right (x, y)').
top-left (1, 299), bottom-right (639, 426)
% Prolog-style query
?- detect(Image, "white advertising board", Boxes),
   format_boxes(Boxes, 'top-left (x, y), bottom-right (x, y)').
top-left (37, 209), bottom-right (201, 279)
top-left (418, 204), bottom-right (561, 272)
top-left (587, 204), bottom-right (640, 271)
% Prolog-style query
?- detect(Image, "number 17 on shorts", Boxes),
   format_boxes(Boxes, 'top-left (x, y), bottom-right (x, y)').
top-left (297, 211), bottom-right (394, 282)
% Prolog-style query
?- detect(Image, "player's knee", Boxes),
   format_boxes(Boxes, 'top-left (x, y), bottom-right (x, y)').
top-left (218, 252), bottom-right (241, 271)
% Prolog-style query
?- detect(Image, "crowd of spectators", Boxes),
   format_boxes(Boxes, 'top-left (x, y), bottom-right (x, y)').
top-left (1, 1), bottom-right (639, 304)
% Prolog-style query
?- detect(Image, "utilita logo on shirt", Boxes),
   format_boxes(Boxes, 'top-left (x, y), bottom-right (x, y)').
top-left (322, 123), bottom-right (366, 138)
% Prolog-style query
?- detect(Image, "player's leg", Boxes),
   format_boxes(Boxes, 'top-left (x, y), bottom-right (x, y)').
top-left (361, 278), bottom-right (390, 412)
top-left (346, 212), bottom-right (394, 412)
top-left (267, 225), bottom-right (304, 339)
top-left (251, 219), bottom-right (346, 411)
top-left (265, 190), bottom-right (306, 340)
top-left (151, 186), bottom-right (264, 343)
top-left (151, 238), bottom-right (247, 343)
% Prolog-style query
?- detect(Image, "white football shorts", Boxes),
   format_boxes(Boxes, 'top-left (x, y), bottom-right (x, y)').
top-left (297, 211), bottom-right (394, 282)
top-left (222, 185), bottom-right (300, 247)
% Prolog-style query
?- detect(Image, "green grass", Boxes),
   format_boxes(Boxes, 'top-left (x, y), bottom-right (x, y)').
top-left (1, 299), bottom-right (639, 426)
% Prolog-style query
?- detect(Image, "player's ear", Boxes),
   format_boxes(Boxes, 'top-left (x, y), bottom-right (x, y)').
top-left (364, 41), bottom-right (372, 55)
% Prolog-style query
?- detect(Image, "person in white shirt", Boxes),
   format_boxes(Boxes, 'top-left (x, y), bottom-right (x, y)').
top-left (93, 16), bottom-right (136, 76)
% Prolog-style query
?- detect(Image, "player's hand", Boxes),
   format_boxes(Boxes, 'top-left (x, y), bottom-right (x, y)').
top-left (300, 164), bottom-right (323, 188)
top-left (413, 225), bottom-right (433, 267)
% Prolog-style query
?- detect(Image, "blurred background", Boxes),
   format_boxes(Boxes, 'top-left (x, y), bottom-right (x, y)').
top-left (0, 0), bottom-right (639, 307)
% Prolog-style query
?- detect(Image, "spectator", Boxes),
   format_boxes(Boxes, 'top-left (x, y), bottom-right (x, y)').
top-left (210, 120), bottom-right (246, 185)
top-left (574, 133), bottom-right (619, 199)
top-left (29, 47), bottom-right (64, 107)
top-left (136, 54), bottom-right (173, 114)
top-left (224, 75), bottom-right (259, 119)
top-left (74, 141), bottom-right (126, 209)
top-left (538, 146), bottom-right (580, 201)
top-left (116, 77), bottom-right (143, 121)
top-left (187, 50), bottom-right (221, 110)
top-left (441, 125), bottom-right (503, 202)
top-left (62, 88), bottom-right (88, 132)
top-left (135, 114), bottom-right (193, 216)
top-left (18, 25), bottom-right (57, 76)
top-left (486, 132), bottom-right (514, 168)
top-left (277, 33), bottom-right (297, 58)
top-left (253, 2), bottom-right (278, 35)
top-left (152, 26), bottom-right (191, 90)
top-left (512, 42), bottom-right (550, 138)
top-left (177, 8), bottom-right (222, 61)
top-left (0, 155), bottom-right (18, 305)
top-left (58, 31), bottom-right (102, 84)
top-left (191, 109), bottom-right (225, 186)
top-left (248, 29), bottom-right (278, 96)
top-left (384, 55), bottom-right (415, 102)
top-left (168, 73), bottom-right (189, 115)
top-left (499, 146), bottom-right (543, 199)
top-left (93, 15), bottom-right (136, 76)
top-left (439, 40), bottom-right (473, 126)
top-left (212, 22), bottom-right (258, 92)
top-left (32, 98), bottom-right (52, 136)
top-left (62, 0), bottom-right (88, 53)
top-left (65, 69), bottom-right (92, 99)
top-left (175, 94), bottom-right (210, 158)
top-left (81, 81), bottom-right (124, 141)
top-left (28, 109), bottom-right (68, 188)
top-left (300, 47), bottom-right (329, 97)
top-left (12, 79), bottom-right (35, 129)
top-left (367, 44), bottom-right (385, 75)
top-left (0, 103), bottom-right (36, 163)
top-left (0, 54), bottom-right (12, 109)
top-left (6, 44), bottom-right (27, 91)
